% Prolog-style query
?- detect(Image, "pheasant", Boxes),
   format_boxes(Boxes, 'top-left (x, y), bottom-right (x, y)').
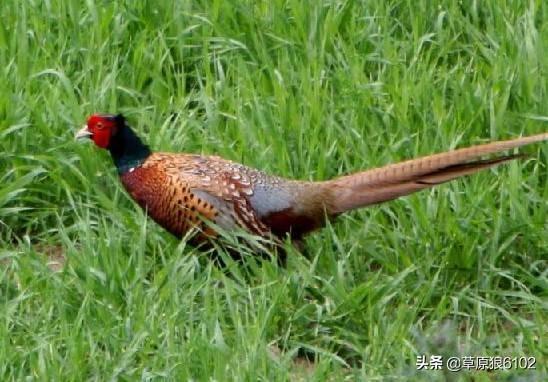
top-left (76, 113), bottom-right (548, 252)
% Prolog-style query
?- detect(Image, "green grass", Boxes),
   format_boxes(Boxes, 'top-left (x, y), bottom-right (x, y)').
top-left (1, 0), bottom-right (547, 380)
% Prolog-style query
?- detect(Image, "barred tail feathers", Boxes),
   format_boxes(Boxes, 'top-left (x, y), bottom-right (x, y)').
top-left (326, 133), bottom-right (548, 214)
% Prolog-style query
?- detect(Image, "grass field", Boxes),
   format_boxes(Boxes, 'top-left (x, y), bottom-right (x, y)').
top-left (1, 0), bottom-right (547, 380)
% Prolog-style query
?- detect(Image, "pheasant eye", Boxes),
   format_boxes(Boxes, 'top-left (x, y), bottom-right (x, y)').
top-left (95, 122), bottom-right (104, 129)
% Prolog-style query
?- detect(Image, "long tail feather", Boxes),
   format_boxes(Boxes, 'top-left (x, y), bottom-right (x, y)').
top-left (327, 133), bottom-right (547, 214)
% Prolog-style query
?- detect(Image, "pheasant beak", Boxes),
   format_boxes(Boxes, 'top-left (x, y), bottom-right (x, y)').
top-left (75, 125), bottom-right (92, 140)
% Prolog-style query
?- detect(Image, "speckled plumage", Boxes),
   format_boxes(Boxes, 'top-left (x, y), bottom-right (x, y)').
top-left (119, 152), bottom-right (327, 246)
top-left (77, 114), bottom-right (548, 254)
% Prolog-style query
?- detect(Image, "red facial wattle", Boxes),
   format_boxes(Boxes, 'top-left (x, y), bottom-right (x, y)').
top-left (91, 127), bottom-right (111, 148)
top-left (87, 115), bottom-right (114, 148)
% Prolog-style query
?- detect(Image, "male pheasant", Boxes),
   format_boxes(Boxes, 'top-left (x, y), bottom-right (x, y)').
top-left (76, 114), bottom-right (548, 251)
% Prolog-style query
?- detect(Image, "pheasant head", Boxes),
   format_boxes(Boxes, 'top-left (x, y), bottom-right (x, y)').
top-left (76, 114), bottom-right (151, 173)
